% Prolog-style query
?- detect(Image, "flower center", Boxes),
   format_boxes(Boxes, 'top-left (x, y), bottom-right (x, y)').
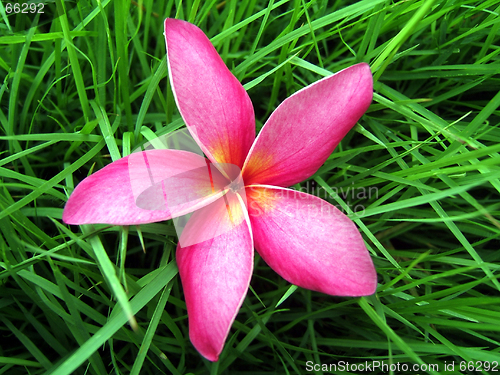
top-left (228, 177), bottom-right (243, 193)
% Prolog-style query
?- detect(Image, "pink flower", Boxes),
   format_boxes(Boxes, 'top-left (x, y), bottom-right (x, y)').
top-left (63, 18), bottom-right (376, 362)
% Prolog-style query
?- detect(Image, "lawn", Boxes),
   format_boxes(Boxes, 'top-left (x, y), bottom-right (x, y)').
top-left (1, 0), bottom-right (500, 374)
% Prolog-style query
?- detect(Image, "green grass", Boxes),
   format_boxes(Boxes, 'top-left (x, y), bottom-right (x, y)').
top-left (1, 0), bottom-right (500, 374)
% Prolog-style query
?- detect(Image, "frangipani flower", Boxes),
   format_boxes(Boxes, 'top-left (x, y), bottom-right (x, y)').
top-left (63, 18), bottom-right (377, 362)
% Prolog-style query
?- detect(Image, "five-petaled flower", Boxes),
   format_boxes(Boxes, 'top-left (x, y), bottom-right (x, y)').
top-left (63, 18), bottom-right (377, 362)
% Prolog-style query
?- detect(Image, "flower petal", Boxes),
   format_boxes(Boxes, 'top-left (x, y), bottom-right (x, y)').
top-left (164, 18), bottom-right (255, 170)
top-left (177, 188), bottom-right (247, 247)
top-left (243, 63), bottom-right (373, 187)
top-left (177, 194), bottom-right (253, 361)
top-left (247, 185), bottom-right (376, 296)
top-left (63, 150), bottom-right (227, 225)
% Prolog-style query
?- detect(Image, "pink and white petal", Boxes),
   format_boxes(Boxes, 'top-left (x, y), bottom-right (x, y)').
top-left (247, 185), bottom-right (376, 296)
top-left (63, 150), bottom-right (227, 225)
top-left (164, 18), bottom-right (255, 170)
top-left (243, 63), bottom-right (373, 187)
top-left (177, 188), bottom-right (247, 248)
top-left (177, 195), bottom-right (253, 361)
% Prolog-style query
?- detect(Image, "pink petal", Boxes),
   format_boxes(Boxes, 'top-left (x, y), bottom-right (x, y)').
top-left (243, 63), bottom-right (373, 187)
top-left (178, 185), bottom-right (247, 248)
top-left (63, 150), bottom-right (228, 225)
top-left (177, 195), bottom-right (253, 361)
top-left (164, 18), bottom-right (255, 170)
top-left (247, 185), bottom-right (376, 296)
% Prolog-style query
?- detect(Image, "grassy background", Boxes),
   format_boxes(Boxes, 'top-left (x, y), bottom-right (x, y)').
top-left (1, 0), bottom-right (500, 374)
